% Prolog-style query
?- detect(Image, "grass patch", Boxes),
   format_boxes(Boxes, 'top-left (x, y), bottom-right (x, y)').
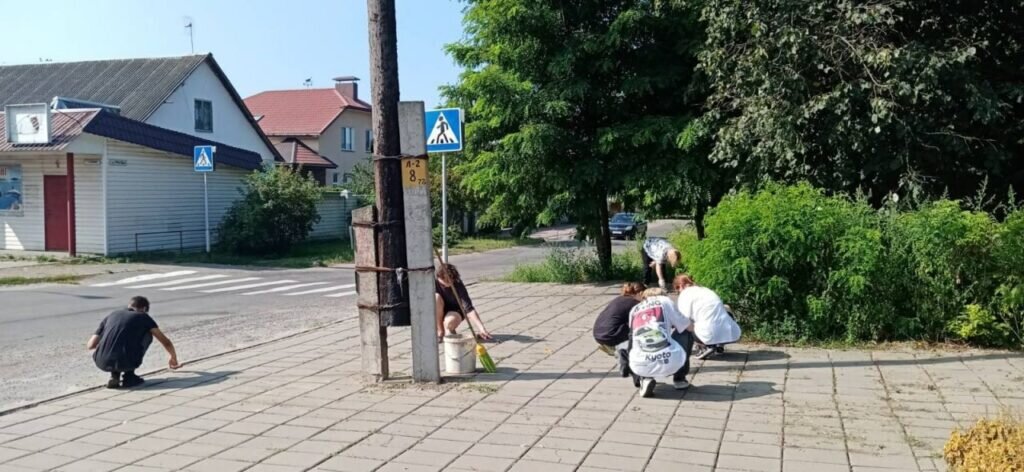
top-left (0, 275), bottom-right (84, 286)
top-left (504, 247), bottom-right (643, 284)
top-left (128, 239), bottom-right (355, 269)
top-left (448, 236), bottom-right (544, 255)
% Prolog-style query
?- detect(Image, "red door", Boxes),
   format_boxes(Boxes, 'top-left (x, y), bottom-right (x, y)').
top-left (44, 175), bottom-right (69, 251)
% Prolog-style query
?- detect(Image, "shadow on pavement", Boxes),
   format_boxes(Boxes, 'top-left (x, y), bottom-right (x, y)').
top-left (697, 350), bottom-right (1020, 372)
top-left (489, 334), bottom-right (539, 344)
top-left (652, 380), bottom-right (779, 402)
top-left (136, 370), bottom-right (238, 390)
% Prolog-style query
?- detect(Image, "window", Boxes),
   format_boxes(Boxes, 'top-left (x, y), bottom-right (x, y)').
top-left (343, 173), bottom-right (354, 184)
top-left (332, 172), bottom-right (340, 185)
top-left (341, 127), bottom-right (354, 151)
top-left (194, 99), bottom-right (213, 132)
top-left (365, 129), bottom-right (374, 152)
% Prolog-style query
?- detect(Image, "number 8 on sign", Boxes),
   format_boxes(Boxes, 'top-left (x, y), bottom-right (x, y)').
top-left (401, 157), bottom-right (428, 189)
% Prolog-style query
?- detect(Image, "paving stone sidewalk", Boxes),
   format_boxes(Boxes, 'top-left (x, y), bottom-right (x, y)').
top-left (1, 282), bottom-right (1023, 472)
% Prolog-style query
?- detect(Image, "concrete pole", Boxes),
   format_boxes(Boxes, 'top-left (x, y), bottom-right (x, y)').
top-left (398, 101), bottom-right (440, 382)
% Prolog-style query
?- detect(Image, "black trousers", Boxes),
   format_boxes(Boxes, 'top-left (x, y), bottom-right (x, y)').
top-left (642, 251), bottom-right (663, 285)
top-left (96, 333), bottom-right (153, 373)
top-left (631, 330), bottom-right (695, 383)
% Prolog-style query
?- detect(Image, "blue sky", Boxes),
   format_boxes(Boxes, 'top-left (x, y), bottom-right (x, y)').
top-left (1, 0), bottom-right (466, 108)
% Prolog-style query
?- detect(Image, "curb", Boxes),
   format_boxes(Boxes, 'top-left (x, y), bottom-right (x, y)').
top-left (0, 318), bottom-right (347, 418)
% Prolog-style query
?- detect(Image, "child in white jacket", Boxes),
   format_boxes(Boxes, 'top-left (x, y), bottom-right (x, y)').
top-left (675, 274), bottom-right (742, 359)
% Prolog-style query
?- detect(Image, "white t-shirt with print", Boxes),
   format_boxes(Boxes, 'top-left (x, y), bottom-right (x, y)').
top-left (643, 237), bottom-right (675, 263)
top-left (627, 296), bottom-right (689, 378)
top-left (676, 286), bottom-right (741, 345)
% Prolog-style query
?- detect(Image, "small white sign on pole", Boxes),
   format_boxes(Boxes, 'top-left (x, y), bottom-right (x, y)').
top-left (194, 145), bottom-right (216, 253)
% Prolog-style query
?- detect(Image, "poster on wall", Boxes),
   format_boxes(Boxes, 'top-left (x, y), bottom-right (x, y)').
top-left (0, 165), bottom-right (24, 213)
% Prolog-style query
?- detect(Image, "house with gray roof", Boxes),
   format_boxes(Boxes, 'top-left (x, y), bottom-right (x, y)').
top-left (0, 54), bottom-right (289, 256)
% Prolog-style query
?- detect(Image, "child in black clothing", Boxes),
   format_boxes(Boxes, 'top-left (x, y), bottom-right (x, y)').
top-left (87, 296), bottom-right (180, 388)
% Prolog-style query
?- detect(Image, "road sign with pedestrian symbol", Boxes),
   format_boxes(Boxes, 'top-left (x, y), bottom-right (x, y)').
top-left (424, 108), bottom-right (462, 153)
top-left (193, 145), bottom-right (215, 172)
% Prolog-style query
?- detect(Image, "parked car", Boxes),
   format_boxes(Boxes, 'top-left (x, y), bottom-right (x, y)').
top-left (608, 212), bottom-right (647, 240)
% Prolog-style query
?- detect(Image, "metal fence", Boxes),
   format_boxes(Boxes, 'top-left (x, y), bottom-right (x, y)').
top-left (133, 229), bottom-right (219, 255)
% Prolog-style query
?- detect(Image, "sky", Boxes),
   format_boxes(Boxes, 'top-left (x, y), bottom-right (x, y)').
top-left (1, 0), bottom-right (466, 108)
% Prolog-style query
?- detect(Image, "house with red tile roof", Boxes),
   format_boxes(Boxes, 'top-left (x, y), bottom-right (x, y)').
top-left (245, 77), bottom-right (371, 185)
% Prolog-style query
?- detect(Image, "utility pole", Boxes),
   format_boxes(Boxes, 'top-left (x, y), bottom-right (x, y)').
top-left (367, 0), bottom-right (410, 329)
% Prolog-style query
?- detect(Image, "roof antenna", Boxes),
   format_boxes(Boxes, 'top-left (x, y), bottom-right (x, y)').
top-left (303, 78), bottom-right (313, 88)
top-left (183, 16), bottom-right (195, 54)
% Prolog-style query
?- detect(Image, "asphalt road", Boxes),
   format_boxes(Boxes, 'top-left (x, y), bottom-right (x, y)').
top-left (0, 220), bottom-right (688, 411)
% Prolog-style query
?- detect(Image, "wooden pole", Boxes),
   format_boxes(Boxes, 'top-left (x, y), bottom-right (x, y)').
top-left (399, 101), bottom-right (440, 383)
top-left (367, 0), bottom-right (410, 327)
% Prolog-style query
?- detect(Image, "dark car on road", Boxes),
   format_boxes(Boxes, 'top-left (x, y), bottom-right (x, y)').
top-left (609, 212), bottom-right (647, 240)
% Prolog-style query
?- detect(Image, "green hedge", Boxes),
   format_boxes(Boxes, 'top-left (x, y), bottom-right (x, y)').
top-left (670, 183), bottom-right (1023, 348)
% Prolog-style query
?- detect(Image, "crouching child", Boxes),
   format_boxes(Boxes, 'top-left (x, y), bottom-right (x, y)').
top-left (628, 288), bottom-right (694, 398)
top-left (87, 296), bottom-right (180, 388)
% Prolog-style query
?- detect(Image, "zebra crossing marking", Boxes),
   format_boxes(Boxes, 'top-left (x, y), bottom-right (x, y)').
top-left (128, 274), bottom-right (228, 289)
top-left (283, 284), bottom-right (357, 296)
top-left (163, 277), bottom-right (261, 291)
top-left (91, 270), bottom-right (197, 287)
top-left (242, 282), bottom-right (329, 296)
top-left (200, 280), bottom-right (297, 294)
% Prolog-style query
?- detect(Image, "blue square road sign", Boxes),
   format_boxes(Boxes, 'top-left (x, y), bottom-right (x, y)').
top-left (425, 108), bottom-right (462, 153)
top-left (194, 145), bottom-right (215, 172)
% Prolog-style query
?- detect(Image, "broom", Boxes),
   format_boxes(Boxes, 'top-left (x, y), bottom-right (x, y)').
top-left (434, 248), bottom-right (497, 373)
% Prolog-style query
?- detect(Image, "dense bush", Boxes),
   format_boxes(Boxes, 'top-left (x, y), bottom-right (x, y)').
top-left (505, 247), bottom-right (642, 284)
top-left (674, 183), bottom-right (1024, 347)
top-left (219, 166), bottom-right (323, 255)
top-left (944, 416), bottom-right (1024, 471)
top-left (432, 224), bottom-right (463, 248)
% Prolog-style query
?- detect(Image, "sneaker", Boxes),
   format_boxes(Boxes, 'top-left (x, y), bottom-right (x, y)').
top-left (597, 344), bottom-right (616, 356)
top-left (106, 371), bottom-right (121, 389)
top-left (121, 373), bottom-right (145, 388)
top-left (695, 346), bottom-right (715, 360)
top-left (640, 378), bottom-right (656, 398)
top-left (674, 379), bottom-right (691, 390)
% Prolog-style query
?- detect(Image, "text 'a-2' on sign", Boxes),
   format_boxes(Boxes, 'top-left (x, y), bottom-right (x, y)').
top-left (194, 145), bottom-right (215, 172)
top-left (424, 108), bottom-right (462, 153)
top-left (402, 157), bottom-right (428, 189)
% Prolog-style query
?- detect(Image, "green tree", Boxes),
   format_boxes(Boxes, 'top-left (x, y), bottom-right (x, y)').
top-left (219, 165), bottom-right (323, 255)
top-left (445, 0), bottom-right (705, 270)
top-left (699, 0), bottom-right (1024, 202)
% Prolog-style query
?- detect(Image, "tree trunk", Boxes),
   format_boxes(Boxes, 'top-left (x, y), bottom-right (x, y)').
top-left (695, 200), bottom-right (707, 240)
top-left (595, 189), bottom-right (612, 275)
top-left (367, 0), bottom-right (409, 326)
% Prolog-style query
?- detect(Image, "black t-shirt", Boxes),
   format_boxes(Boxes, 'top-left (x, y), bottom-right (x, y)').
top-left (436, 279), bottom-right (474, 316)
top-left (593, 296), bottom-right (639, 345)
top-left (93, 309), bottom-right (158, 370)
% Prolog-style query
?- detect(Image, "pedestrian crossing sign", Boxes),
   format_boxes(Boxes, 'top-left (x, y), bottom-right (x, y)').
top-left (194, 145), bottom-right (215, 172)
top-left (424, 108), bottom-right (463, 153)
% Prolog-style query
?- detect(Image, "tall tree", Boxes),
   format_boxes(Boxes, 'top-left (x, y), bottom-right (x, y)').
top-left (445, 0), bottom-right (705, 270)
top-left (700, 0), bottom-right (1024, 202)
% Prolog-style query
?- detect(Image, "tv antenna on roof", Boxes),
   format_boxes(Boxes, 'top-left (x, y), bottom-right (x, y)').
top-left (303, 78), bottom-right (313, 87)
top-left (183, 16), bottom-right (195, 54)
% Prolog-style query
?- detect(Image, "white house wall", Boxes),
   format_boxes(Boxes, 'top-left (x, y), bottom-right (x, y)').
top-left (0, 154), bottom-right (103, 253)
top-left (145, 62), bottom-right (277, 163)
top-left (74, 156), bottom-right (105, 254)
top-left (105, 141), bottom-right (249, 254)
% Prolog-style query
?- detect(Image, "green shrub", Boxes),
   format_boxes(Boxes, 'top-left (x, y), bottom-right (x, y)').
top-left (678, 183), bottom-right (1024, 348)
top-left (883, 201), bottom-right (1000, 341)
top-left (505, 247), bottom-right (642, 284)
top-left (219, 166), bottom-right (323, 255)
top-left (683, 183), bottom-right (887, 343)
top-left (433, 224), bottom-right (463, 248)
